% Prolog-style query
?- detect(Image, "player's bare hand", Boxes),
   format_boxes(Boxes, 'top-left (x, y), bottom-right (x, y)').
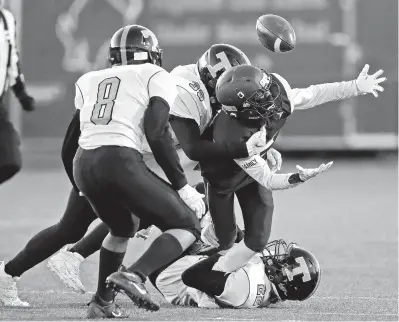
top-left (267, 148), bottom-right (282, 172)
top-left (356, 64), bottom-right (387, 97)
top-left (178, 184), bottom-right (206, 219)
top-left (246, 126), bottom-right (268, 156)
top-left (296, 161), bottom-right (333, 182)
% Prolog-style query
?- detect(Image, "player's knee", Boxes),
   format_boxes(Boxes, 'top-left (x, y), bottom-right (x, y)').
top-left (216, 227), bottom-right (237, 251)
top-left (244, 232), bottom-right (270, 252)
top-left (168, 213), bottom-right (201, 241)
top-left (181, 266), bottom-right (195, 287)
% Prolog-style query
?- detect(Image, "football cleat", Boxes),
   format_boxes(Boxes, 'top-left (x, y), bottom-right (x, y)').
top-left (106, 267), bottom-right (159, 311)
top-left (87, 294), bottom-right (127, 319)
top-left (47, 246), bottom-right (86, 294)
top-left (0, 261), bottom-right (29, 307)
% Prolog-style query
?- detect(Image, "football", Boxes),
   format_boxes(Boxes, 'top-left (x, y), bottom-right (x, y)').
top-left (256, 14), bottom-right (296, 53)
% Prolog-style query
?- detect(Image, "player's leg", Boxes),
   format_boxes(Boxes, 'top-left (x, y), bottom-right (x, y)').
top-left (47, 221), bottom-right (109, 294)
top-left (73, 147), bottom-right (139, 317)
top-left (212, 183), bottom-right (274, 273)
top-left (101, 148), bottom-right (200, 310)
top-left (237, 183), bottom-right (274, 252)
top-left (68, 222), bottom-right (109, 258)
top-left (207, 183), bottom-right (237, 250)
top-left (0, 188), bottom-right (97, 306)
top-left (214, 183), bottom-right (274, 273)
top-left (0, 117), bottom-right (21, 184)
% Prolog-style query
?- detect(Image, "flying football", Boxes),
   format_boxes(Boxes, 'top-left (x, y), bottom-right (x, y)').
top-left (256, 14), bottom-right (296, 53)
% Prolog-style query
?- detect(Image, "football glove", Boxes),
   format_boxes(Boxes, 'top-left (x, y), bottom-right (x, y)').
top-left (178, 184), bottom-right (206, 219)
top-left (356, 64), bottom-right (387, 98)
top-left (296, 161), bottom-right (333, 182)
top-left (266, 148), bottom-right (282, 172)
top-left (18, 94), bottom-right (35, 112)
top-left (246, 126), bottom-right (268, 156)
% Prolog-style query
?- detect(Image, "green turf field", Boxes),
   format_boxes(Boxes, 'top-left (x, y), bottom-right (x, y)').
top-left (0, 146), bottom-right (397, 321)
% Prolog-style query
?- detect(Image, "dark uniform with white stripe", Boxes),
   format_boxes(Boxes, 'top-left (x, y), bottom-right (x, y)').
top-left (198, 73), bottom-right (292, 251)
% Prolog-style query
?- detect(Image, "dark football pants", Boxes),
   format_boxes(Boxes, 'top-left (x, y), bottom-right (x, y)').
top-left (73, 146), bottom-right (201, 239)
top-left (0, 116), bottom-right (21, 184)
top-left (208, 181), bottom-right (274, 252)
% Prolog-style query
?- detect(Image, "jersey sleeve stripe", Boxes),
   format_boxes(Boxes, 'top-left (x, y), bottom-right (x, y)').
top-left (76, 83), bottom-right (84, 106)
top-left (176, 84), bottom-right (201, 120)
top-left (147, 70), bottom-right (163, 97)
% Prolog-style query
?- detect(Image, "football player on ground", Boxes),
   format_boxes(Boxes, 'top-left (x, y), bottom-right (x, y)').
top-left (150, 238), bottom-right (320, 308)
top-left (46, 44), bottom-right (385, 298)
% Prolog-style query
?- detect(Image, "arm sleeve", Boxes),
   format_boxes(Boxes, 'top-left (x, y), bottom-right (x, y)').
top-left (169, 116), bottom-right (249, 162)
top-left (291, 80), bottom-right (360, 110)
top-left (144, 96), bottom-right (188, 190)
top-left (234, 154), bottom-right (302, 190)
top-left (61, 110), bottom-right (81, 192)
top-left (181, 254), bottom-right (229, 297)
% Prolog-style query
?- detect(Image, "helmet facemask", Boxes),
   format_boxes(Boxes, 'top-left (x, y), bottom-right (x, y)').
top-left (261, 240), bottom-right (320, 302)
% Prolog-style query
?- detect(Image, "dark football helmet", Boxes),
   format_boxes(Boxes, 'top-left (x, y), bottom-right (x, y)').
top-left (197, 44), bottom-right (251, 102)
top-left (260, 239), bottom-right (321, 302)
top-left (215, 65), bottom-right (282, 126)
top-left (108, 25), bottom-right (163, 67)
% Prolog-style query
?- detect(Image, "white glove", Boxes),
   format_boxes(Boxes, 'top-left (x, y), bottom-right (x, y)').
top-left (266, 148), bottom-right (282, 172)
top-left (356, 64), bottom-right (387, 97)
top-left (296, 161), bottom-right (333, 182)
top-left (178, 184), bottom-right (206, 219)
top-left (246, 126), bottom-right (268, 156)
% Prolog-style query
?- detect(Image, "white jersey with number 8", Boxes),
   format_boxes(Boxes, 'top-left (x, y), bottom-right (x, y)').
top-left (75, 63), bottom-right (177, 153)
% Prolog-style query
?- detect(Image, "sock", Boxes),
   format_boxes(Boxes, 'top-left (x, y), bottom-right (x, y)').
top-left (213, 240), bottom-right (256, 273)
top-left (70, 223), bottom-right (109, 258)
top-left (128, 233), bottom-right (183, 279)
top-left (5, 225), bottom-right (72, 277)
top-left (97, 247), bottom-right (125, 302)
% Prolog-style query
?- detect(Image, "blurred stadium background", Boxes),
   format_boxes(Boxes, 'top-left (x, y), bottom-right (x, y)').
top-left (0, 0), bottom-right (398, 320)
top-left (6, 0), bottom-right (399, 151)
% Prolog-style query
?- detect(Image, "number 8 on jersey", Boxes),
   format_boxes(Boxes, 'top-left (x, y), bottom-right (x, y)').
top-left (91, 77), bottom-right (121, 125)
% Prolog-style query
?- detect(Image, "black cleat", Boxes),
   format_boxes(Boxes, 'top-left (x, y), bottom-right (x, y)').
top-left (86, 294), bottom-right (127, 319)
top-left (106, 269), bottom-right (160, 312)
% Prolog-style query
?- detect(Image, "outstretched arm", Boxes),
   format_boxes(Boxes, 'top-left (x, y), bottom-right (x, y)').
top-left (289, 64), bottom-right (387, 110)
top-left (234, 154), bottom-right (333, 191)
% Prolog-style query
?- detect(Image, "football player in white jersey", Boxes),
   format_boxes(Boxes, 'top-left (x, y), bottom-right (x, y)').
top-left (148, 238), bottom-right (320, 309)
top-left (72, 24), bottom-right (210, 316)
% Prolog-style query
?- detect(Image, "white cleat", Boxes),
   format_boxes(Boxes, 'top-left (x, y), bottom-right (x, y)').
top-left (47, 246), bottom-right (86, 294)
top-left (0, 261), bottom-right (30, 307)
